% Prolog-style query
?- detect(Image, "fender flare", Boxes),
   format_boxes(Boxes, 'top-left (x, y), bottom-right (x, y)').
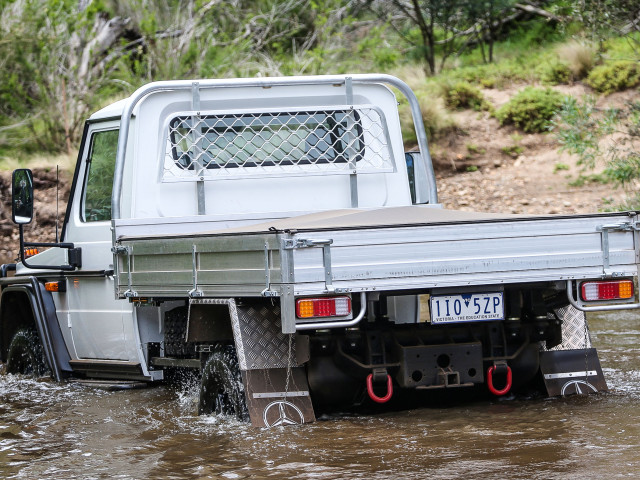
top-left (0, 277), bottom-right (71, 380)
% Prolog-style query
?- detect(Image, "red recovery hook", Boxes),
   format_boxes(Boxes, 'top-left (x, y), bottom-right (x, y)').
top-left (487, 364), bottom-right (512, 396)
top-left (366, 373), bottom-right (393, 403)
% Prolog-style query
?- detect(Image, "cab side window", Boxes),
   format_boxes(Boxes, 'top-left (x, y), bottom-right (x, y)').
top-left (83, 130), bottom-right (119, 222)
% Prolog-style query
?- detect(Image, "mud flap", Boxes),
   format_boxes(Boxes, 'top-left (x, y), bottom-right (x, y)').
top-left (243, 367), bottom-right (316, 427)
top-left (540, 305), bottom-right (608, 396)
top-left (224, 298), bottom-right (314, 426)
top-left (540, 348), bottom-right (608, 396)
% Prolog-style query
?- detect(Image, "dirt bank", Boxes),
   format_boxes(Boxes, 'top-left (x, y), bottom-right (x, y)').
top-left (0, 169), bottom-right (71, 265)
top-left (434, 111), bottom-right (625, 215)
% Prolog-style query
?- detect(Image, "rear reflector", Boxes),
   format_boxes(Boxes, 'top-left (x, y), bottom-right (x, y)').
top-left (581, 280), bottom-right (634, 301)
top-left (296, 296), bottom-right (351, 319)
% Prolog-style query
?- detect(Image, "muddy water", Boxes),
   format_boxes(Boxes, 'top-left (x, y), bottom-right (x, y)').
top-left (1, 311), bottom-right (639, 480)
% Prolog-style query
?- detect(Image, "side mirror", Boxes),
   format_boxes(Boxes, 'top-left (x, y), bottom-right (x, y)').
top-left (404, 152), bottom-right (430, 204)
top-left (11, 169), bottom-right (34, 224)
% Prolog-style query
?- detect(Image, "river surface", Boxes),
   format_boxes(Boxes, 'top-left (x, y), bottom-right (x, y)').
top-left (1, 311), bottom-right (639, 479)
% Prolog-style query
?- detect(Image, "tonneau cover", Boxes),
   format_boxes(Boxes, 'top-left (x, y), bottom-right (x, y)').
top-left (122, 206), bottom-right (523, 240)
top-left (223, 206), bottom-right (518, 233)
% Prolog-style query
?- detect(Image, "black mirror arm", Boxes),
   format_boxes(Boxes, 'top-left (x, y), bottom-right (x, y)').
top-left (18, 224), bottom-right (82, 271)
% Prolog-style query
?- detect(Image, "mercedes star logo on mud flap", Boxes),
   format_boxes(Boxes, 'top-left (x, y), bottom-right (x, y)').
top-left (561, 380), bottom-right (598, 396)
top-left (263, 400), bottom-right (304, 427)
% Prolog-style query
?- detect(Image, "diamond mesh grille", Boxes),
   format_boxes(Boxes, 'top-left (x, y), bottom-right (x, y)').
top-left (162, 107), bottom-right (394, 181)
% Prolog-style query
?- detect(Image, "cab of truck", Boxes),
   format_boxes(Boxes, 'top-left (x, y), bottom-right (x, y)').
top-left (2, 75), bottom-right (436, 382)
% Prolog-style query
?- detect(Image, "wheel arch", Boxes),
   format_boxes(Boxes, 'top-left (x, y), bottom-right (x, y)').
top-left (0, 278), bottom-right (71, 380)
top-left (0, 288), bottom-right (32, 361)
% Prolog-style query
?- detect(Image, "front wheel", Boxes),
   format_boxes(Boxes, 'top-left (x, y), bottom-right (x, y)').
top-left (5, 328), bottom-right (48, 377)
top-left (198, 344), bottom-right (248, 421)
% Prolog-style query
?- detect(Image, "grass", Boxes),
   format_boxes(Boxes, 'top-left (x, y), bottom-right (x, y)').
top-left (556, 41), bottom-right (596, 79)
top-left (0, 152), bottom-right (76, 173)
top-left (501, 145), bottom-right (524, 157)
top-left (568, 172), bottom-right (610, 187)
top-left (601, 32), bottom-right (640, 61)
top-left (398, 91), bottom-right (457, 146)
top-left (467, 144), bottom-right (486, 155)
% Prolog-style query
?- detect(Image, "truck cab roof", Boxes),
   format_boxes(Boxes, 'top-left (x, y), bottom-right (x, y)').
top-left (89, 98), bottom-right (127, 121)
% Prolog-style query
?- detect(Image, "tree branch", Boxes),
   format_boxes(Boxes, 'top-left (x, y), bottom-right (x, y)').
top-left (514, 3), bottom-right (562, 22)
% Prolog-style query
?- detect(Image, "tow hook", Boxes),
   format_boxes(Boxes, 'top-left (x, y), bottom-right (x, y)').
top-left (366, 368), bottom-right (393, 403)
top-left (487, 361), bottom-right (512, 396)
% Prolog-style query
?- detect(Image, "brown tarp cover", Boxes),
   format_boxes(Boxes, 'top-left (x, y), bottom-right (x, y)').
top-left (198, 206), bottom-right (521, 235)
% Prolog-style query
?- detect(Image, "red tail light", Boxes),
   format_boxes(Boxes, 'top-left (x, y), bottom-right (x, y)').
top-left (24, 248), bottom-right (39, 258)
top-left (580, 280), bottom-right (634, 301)
top-left (296, 296), bottom-right (352, 319)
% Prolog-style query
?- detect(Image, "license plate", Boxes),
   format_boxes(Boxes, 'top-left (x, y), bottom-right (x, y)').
top-left (430, 292), bottom-right (504, 324)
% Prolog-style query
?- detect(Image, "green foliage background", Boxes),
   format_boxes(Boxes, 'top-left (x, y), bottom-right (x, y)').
top-left (0, 0), bottom-right (639, 207)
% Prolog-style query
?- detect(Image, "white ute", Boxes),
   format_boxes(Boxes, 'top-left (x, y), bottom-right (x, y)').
top-left (2, 74), bottom-right (639, 427)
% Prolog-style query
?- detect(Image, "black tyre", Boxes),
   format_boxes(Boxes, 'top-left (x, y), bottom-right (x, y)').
top-left (5, 328), bottom-right (47, 377)
top-left (198, 344), bottom-right (248, 421)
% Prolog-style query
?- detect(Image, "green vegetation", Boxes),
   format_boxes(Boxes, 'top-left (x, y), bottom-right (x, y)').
top-left (550, 96), bottom-right (618, 169)
top-left (554, 97), bottom-right (640, 208)
top-left (442, 82), bottom-right (492, 111)
top-left (0, 0), bottom-right (638, 174)
top-left (398, 94), bottom-right (456, 143)
top-left (466, 144), bottom-right (486, 155)
top-left (540, 61), bottom-right (572, 85)
top-left (496, 87), bottom-right (565, 133)
top-left (501, 145), bottom-right (524, 157)
top-left (555, 41), bottom-right (595, 80)
top-left (587, 61), bottom-right (640, 94)
top-left (568, 173), bottom-right (611, 187)
top-left (554, 163), bottom-right (570, 172)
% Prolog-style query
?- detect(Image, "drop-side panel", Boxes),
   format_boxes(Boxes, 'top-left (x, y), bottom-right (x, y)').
top-left (113, 213), bottom-right (639, 298)
top-left (114, 233), bottom-right (281, 297)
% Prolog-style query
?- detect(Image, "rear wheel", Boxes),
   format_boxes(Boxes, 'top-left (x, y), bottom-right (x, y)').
top-left (5, 328), bottom-right (47, 376)
top-left (198, 344), bottom-right (248, 420)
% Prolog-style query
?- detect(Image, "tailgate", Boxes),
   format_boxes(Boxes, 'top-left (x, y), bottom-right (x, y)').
top-left (285, 213), bottom-right (639, 295)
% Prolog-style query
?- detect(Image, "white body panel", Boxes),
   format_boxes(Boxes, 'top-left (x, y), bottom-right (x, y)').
top-left (19, 120), bottom-right (144, 368)
top-left (122, 83), bottom-right (412, 221)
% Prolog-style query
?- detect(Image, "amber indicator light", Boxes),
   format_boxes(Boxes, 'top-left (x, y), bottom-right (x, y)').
top-left (45, 280), bottom-right (66, 293)
top-left (24, 248), bottom-right (39, 258)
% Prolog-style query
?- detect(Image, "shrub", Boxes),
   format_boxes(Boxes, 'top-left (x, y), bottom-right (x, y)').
top-left (441, 81), bottom-right (492, 111)
top-left (452, 62), bottom-right (530, 90)
top-left (556, 41), bottom-right (595, 79)
top-left (587, 61), bottom-right (640, 94)
top-left (496, 87), bottom-right (565, 133)
top-left (540, 60), bottom-right (572, 85)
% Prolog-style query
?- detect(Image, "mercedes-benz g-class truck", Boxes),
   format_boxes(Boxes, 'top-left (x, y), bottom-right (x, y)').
top-left (2, 75), bottom-right (639, 427)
